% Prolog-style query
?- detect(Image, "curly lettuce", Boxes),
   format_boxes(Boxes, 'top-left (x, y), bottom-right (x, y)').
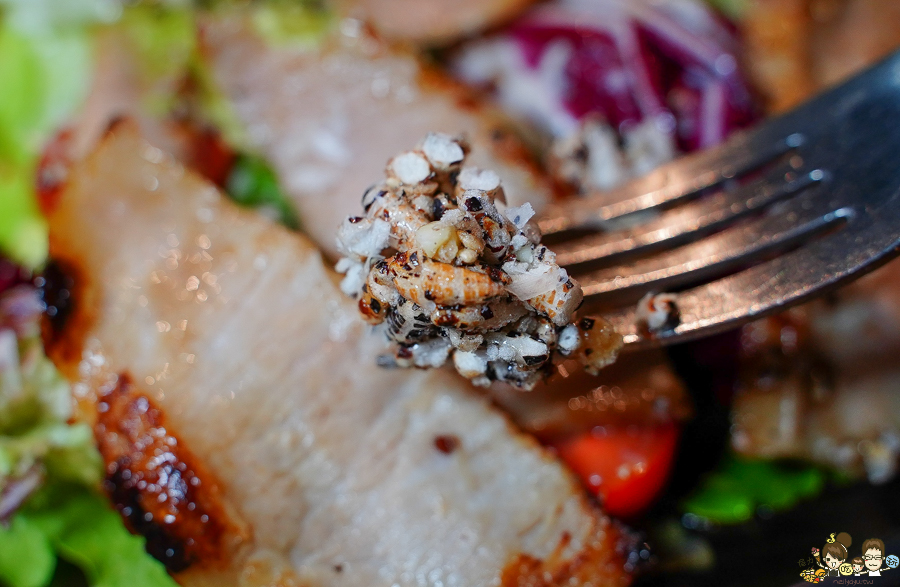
top-left (0, 323), bottom-right (101, 490)
top-left (0, 285), bottom-right (179, 587)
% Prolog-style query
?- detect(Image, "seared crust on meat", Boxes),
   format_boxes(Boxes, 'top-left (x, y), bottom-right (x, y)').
top-left (44, 123), bottom-right (630, 587)
top-left (41, 259), bottom-right (94, 371)
top-left (501, 518), bottom-right (629, 587)
top-left (95, 374), bottom-right (248, 572)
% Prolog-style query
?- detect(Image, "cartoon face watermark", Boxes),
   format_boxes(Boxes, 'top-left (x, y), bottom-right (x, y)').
top-left (800, 567), bottom-right (826, 583)
top-left (863, 538), bottom-right (886, 574)
top-left (801, 533), bottom-right (896, 581)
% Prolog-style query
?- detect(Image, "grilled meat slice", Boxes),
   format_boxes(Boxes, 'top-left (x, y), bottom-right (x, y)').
top-left (201, 16), bottom-right (551, 258)
top-left (44, 123), bottom-right (630, 587)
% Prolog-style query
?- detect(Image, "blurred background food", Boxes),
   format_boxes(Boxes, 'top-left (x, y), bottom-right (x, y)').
top-left (1, 0), bottom-right (900, 586)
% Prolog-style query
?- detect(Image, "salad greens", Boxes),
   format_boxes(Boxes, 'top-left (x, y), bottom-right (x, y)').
top-left (0, 329), bottom-right (101, 489)
top-left (0, 482), bottom-right (176, 587)
top-left (0, 0), bottom-right (116, 268)
top-left (0, 287), bottom-right (180, 587)
top-left (703, 0), bottom-right (748, 20)
top-left (0, 2), bottom-right (330, 584)
top-left (0, 4), bottom-right (197, 587)
top-left (0, 0), bottom-right (104, 268)
top-left (682, 455), bottom-right (825, 525)
top-left (0, 0), bottom-right (318, 268)
top-left (0, 279), bottom-right (179, 587)
top-left (226, 154), bottom-right (300, 230)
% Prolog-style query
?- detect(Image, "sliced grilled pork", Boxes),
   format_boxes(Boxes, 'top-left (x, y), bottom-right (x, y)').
top-left (201, 16), bottom-right (552, 259)
top-left (44, 123), bottom-right (630, 587)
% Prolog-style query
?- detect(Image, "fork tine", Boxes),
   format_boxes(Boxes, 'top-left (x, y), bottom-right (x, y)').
top-left (575, 205), bottom-right (851, 305)
top-left (571, 49), bottom-right (900, 348)
top-left (553, 167), bottom-right (823, 267)
top-left (538, 132), bottom-right (804, 235)
top-left (602, 193), bottom-right (900, 349)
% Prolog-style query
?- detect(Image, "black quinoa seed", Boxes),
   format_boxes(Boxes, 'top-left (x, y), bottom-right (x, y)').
top-left (523, 354), bottom-right (549, 366)
top-left (432, 198), bottom-right (445, 220)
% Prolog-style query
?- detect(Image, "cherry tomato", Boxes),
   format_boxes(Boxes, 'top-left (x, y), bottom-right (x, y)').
top-left (553, 421), bottom-right (679, 518)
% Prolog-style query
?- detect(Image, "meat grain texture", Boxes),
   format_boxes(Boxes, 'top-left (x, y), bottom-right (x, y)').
top-left (44, 124), bottom-right (630, 587)
top-left (202, 16), bottom-right (552, 259)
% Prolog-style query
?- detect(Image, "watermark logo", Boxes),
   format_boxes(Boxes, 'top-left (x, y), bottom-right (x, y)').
top-left (800, 533), bottom-right (898, 583)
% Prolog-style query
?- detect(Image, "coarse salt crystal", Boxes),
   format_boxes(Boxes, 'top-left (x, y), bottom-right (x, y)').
top-left (390, 151), bottom-right (432, 184)
top-left (422, 133), bottom-right (464, 168)
top-left (558, 324), bottom-right (580, 352)
top-left (336, 217), bottom-right (391, 258)
top-left (458, 167), bottom-right (500, 192)
top-left (453, 350), bottom-right (487, 378)
top-left (503, 203), bottom-right (535, 230)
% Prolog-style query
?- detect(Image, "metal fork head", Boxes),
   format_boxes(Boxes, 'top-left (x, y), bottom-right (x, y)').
top-left (541, 49), bottom-right (900, 349)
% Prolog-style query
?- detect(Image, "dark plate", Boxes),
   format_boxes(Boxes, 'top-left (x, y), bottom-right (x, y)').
top-left (635, 478), bottom-right (900, 587)
top-left (632, 334), bottom-right (900, 587)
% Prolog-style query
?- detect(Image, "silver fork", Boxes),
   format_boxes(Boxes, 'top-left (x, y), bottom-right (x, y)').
top-left (538, 49), bottom-right (900, 349)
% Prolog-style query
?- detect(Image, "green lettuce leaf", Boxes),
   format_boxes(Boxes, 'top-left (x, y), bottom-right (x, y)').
top-left (0, 26), bottom-right (43, 166)
top-left (0, 169), bottom-right (47, 270)
top-left (0, 514), bottom-right (55, 587)
top-left (0, 13), bottom-right (92, 269)
top-left (226, 154), bottom-right (300, 230)
top-left (682, 455), bottom-right (825, 524)
top-left (3, 483), bottom-right (178, 587)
